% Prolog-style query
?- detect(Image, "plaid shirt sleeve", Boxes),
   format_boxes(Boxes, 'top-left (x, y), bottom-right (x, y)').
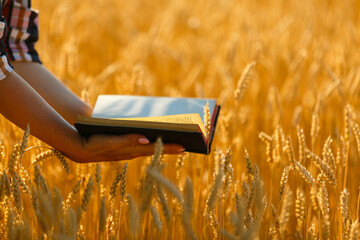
top-left (3, 0), bottom-right (41, 63)
top-left (0, 1), bottom-right (14, 81)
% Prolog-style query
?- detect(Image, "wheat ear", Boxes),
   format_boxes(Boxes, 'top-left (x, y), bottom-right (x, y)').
top-left (156, 184), bottom-right (171, 224)
top-left (63, 179), bottom-right (82, 211)
top-left (109, 171), bottom-right (122, 200)
top-left (295, 188), bottom-right (305, 235)
top-left (182, 178), bottom-right (198, 240)
top-left (150, 206), bottom-right (163, 232)
top-left (147, 168), bottom-right (183, 203)
top-left (279, 165), bottom-right (292, 200)
top-left (279, 187), bottom-right (292, 235)
top-left (81, 176), bottom-right (94, 212)
top-left (234, 61), bottom-right (256, 101)
top-left (95, 163), bottom-right (101, 186)
top-left (127, 194), bottom-right (138, 239)
top-left (297, 126), bottom-right (306, 164)
top-left (18, 124), bottom-right (30, 161)
top-left (33, 149), bottom-right (70, 173)
top-left (204, 101), bottom-right (211, 137)
top-left (349, 220), bottom-right (359, 240)
top-left (244, 148), bottom-right (253, 176)
top-left (11, 177), bottom-right (21, 211)
top-left (98, 196), bottom-right (106, 234)
top-left (344, 104), bottom-right (352, 142)
top-left (259, 132), bottom-right (272, 163)
top-left (119, 162), bottom-right (128, 202)
top-left (294, 160), bottom-right (315, 186)
top-left (306, 150), bottom-right (336, 185)
top-left (206, 168), bottom-right (224, 212)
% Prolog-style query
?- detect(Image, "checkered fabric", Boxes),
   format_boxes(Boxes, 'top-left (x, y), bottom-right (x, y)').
top-left (0, 0), bottom-right (13, 81)
top-left (0, 0), bottom-right (41, 81)
top-left (3, 0), bottom-right (41, 63)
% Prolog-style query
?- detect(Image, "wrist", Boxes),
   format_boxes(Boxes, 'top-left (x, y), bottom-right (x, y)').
top-left (57, 127), bottom-right (91, 163)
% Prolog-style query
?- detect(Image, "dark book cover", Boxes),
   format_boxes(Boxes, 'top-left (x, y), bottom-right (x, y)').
top-left (75, 105), bottom-right (220, 154)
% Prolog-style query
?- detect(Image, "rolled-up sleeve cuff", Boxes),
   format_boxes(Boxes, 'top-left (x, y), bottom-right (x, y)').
top-left (0, 54), bottom-right (13, 80)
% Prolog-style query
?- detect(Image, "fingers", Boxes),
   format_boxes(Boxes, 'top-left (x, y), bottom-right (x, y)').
top-left (116, 148), bottom-right (185, 161)
top-left (92, 133), bottom-right (184, 149)
top-left (93, 147), bottom-right (185, 162)
top-left (120, 134), bottom-right (151, 145)
top-left (94, 134), bottom-right (150, 149)
top-left (100, 134), bottom-right (184, 152)
top-left (163, 144), bottom-right (185, 154)
top-left (114, 143), bottom-right (183, 156)
top-left (86, 134), bottom-right (186, 162)
top-left (103, 143), bottom-right (184, 160)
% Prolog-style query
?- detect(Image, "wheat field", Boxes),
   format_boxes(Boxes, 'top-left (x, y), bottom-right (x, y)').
top-left (1, 0), bottom-right (360, 239)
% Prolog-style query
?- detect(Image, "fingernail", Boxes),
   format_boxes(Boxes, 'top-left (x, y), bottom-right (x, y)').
top-left (177, 148), bottom-right (186, 152)
top-left (138, 138), bottom-right (150, 144)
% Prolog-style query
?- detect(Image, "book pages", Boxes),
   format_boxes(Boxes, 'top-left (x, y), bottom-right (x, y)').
top-left (112, 113), bottom-right (206, 137)
top-left (92, 95), bottom-right (217, 125)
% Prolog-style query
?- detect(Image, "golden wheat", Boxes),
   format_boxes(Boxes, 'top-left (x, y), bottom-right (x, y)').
top-left (0, 0), bottom-right (359, 238)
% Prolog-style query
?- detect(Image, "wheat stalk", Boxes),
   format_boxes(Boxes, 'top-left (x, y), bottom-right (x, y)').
top-left (18, 125), bottom-right (30, 161)
top-left (319, 182), bottom-right (329, 217)
top-left (33, 149), bottom-right (70, 173)
top-left (105, 214), bottom-right (115, 239)
top-left (150, 206), bottom-right (163, 232)
top-left (297, 126), bottom-right (306, 164)
top-left (206, 168), bottom-right (224, 212)
top-left (295, 188), bottom-right (305, 235)
top-left (127, 194), bottom-right (138, 239)
top-left (340, 188), bottom-right (350, 221)
top-left (95, 163), bottom-right (101, 186)
top-left (344, 105), bottom-right (352, 142)
top-left (349, 220), bottom-right (359, 240)
top-left (234, 61), bottom-right (256, 101)
top-left (109, 171), bottom-right (122, 200)
top-left (11, 177), bottom-right (21, 211)
top-left (156, 184), bottom-right (171, 224)
top-left (244, 148), bottom-right (253, 176)
top-left (81, 177), bottom-right (94, 212)
top-left (147, 168), bottom-right (183, 203)
top-left (311, 97), bottom-right (322, 150)
top-left (279, 165), bottom-right (292, 200)
top-left (204, 101), bottom-right (211, 138)
top-left (279, 187), bottom-right (292, 235)
top-left (351, 121), bottom-right (360, 156)
top-left (306, 150), bottom-right (336, 185)
top-left (307, 223), bottom-right (317, 240)
top-left (99, 196), bottom-right (106, 234)
top-left (63, 179), bottom-right (82, 211)
top-left (259, 132), bottom-right (272, 163)
top-left (119, 162), bottom-right (128, 202)
top-left (294, 160), bottom-right (315, 186)
top-left (0, 141), bottom-right (5, 166)
top-left (182, 178), bottom-right (197, 240)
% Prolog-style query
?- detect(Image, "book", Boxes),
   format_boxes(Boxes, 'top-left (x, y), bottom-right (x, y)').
top-left (75, 95), bottom-right (220, 154)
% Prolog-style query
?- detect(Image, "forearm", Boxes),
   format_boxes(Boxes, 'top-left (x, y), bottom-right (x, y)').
top-left (0, 71), bottom-right (85, 160)
top-left (11, 62), bottom-right (93, 125)
top-left (0, 65), bottom-right (184, 163)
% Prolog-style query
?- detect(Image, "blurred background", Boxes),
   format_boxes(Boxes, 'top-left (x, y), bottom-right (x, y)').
top-left (1, 0), bottom-right (360, 238)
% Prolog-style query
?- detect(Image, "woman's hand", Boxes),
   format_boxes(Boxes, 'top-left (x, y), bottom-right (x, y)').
top-left (73, 134), bottom-right (185, 163)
